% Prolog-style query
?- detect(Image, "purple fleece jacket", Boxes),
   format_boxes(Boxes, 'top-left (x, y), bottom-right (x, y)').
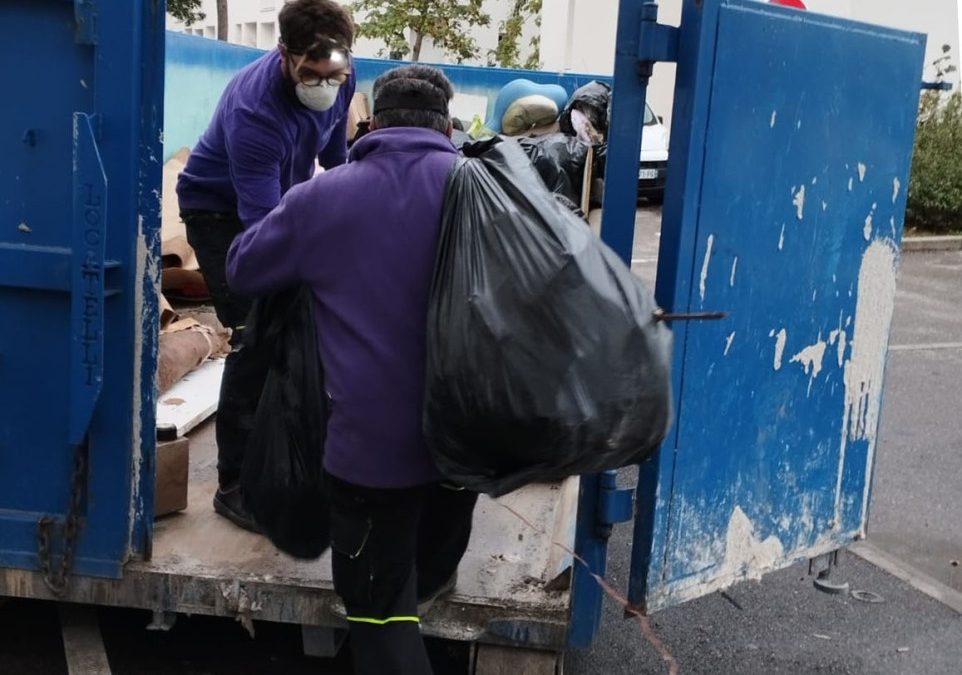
top-left (226, 127), bottom-right (459, 489)
top-left (176, 48), bottom-right (355, 227)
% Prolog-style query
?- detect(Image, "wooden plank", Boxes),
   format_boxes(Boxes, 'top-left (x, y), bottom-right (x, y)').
top-left (580, 145), bottom-right (595, 214)
top-left (156, 358), bottom-right (224, 436)
top-left (59, 604), bottom-right (112, 675)
top-left (587, 208), bottom-right (603, 238)
top-left (545, 477), bottom-right (580, 586)
top-left (0, 422), bottom-right (573, 651)
top-left (147, 421), bottom-right (572, 610)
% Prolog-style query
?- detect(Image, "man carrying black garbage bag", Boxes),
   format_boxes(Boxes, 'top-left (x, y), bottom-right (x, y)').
top-left (226, 65), bottom-right (477, 675)
top-left (176, 0), bottom-right (356, 532)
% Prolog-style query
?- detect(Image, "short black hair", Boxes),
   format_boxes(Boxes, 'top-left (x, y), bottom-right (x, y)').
top-left (372, 65), bottom-right (454, 135)
top-left (278, 0), bottom-right (354, 58)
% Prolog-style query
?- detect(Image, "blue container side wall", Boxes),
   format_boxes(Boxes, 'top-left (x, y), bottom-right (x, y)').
top-left (163, 31), bottom-right (611, 160)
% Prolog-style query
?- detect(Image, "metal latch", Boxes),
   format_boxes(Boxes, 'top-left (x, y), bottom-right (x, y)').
top-left (637, 2), bottom-right (680, 81)
top-left (597, 470), bottom-right (635, 534)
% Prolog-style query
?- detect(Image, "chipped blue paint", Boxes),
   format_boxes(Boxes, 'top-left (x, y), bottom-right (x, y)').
top-left (0, 0), bottom-right (165, 578)
top-left (130, 0), bottom-right (167, 562)
top-left (624, 0), bottom-right (925, 611)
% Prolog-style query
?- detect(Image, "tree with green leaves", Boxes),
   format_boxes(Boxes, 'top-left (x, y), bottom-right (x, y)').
top-left (167, 0), bottom-right (226, 41)
top-left (489, 0), bottom-right (541, 69)
top-left (908, 47), bottom-right (961, 233)
top-left (167, 0), bottom-right (205, 26)
top-left (349, 0), bottom-right (491, 63)
top-left (907, 90), bottom-right (962, 232)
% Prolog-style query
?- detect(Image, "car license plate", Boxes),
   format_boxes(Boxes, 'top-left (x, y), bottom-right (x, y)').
top-left (638, 168), bottom-right (659, 180)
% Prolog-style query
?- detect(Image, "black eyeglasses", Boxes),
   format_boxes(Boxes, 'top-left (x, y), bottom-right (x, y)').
top-left (293, 65), bottom-right (349, 88)
top-left (280, 37), bottom-right (352, 87)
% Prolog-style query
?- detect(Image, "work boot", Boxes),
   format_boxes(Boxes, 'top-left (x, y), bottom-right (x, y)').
top-left (213, 484), bottom-right (262, 534)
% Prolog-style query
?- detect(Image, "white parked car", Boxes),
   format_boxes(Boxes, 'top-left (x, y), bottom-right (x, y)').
top-left (639, 103), bottom-right (669, 203)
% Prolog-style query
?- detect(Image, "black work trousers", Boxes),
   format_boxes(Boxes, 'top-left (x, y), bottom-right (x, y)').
top-left (182, 210), bottom-right (269, 488)
top-left (329, 476), bottom-right (479, 675)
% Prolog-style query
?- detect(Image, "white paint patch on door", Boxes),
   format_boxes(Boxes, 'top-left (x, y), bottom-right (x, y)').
top-left (772, 328), bottom-right (788, 371)
top-left (730, 257), bottom-right (739, 287)
top-left (790, 333), bottom-right (828, 395)
top-left (770, 110), bottom-right (777, 128)
top-left (892, 177), bottom-right (901, 204)
top-left (724, 331), bottom-right (736, 356)
top-left (720, 507), bottom-right (786, 582)
top-left (833, 240), bottom-right (899, 532)
top-left (778, 223), bottom-right (786, 251)
top-left (864, 203), bottom-right (878, 241)
top-left (793, 185), bottom-right (806, 220)
top-left (828, 312), bottom-right (849, 369)
top-left (699, 234), bottom-right (715, 304)
top-left (858, 162), bottom-right (867, 182)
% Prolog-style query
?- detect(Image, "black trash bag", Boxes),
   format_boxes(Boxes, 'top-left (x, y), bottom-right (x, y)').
top-left (516, 133), bottom-right (590, 209)
top-left (451, 128), bottom-right (473, 149)
top-left (593, 142), bottom-right (607, 180)
top-left (241, 286), bottom-right (330, 559)
top-left (424, 136), bottom-right (673, 497)
top-left (559, 80), bottom-right (612, 138)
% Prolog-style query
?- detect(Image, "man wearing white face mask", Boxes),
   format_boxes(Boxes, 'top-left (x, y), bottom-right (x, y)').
top-left (176, 0), bottom-right (355, 532)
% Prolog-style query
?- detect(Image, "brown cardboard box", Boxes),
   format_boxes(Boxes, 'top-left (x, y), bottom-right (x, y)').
top-left (155, 434), bottom-right (189, 517)
top-left (347, 92), bottom-right (370, 142)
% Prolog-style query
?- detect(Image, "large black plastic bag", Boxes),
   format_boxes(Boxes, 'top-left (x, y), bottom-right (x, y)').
top-left (424, 137), bottom-right (672, 497)
top-left (517, 133), bottom-right (590, 208)
top-left (559, 80), bottom-right (612, 137)
top-left (241, 287), bottom-right (330, 559)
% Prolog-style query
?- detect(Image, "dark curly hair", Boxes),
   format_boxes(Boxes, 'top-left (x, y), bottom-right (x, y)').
top-left (278, 0), bottom-right (355, 58)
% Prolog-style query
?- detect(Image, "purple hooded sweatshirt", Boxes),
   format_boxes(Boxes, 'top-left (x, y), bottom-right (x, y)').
top-left (177, 48), bottom-right (355, 228)
top-left (226, 127), bottom-right (459, 489)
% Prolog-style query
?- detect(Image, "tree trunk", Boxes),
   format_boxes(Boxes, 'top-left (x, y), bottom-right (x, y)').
top-left (412, 30), bottom-right (424, 62)
top-left (216, 0), bottom-right (228, 41)
top-left (412, 2), bottom-right (430, 62)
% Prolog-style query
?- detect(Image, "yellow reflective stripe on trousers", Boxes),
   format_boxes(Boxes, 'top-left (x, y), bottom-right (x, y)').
top-left (345, 615), bottom-right (421, 626)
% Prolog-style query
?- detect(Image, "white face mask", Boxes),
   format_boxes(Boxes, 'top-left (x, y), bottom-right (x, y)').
top-left (295, 81), bottom-right (341, 111)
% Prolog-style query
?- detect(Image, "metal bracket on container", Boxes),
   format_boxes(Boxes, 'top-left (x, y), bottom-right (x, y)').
top-left (637, 2), bottom-right (680, 80)
top-left (69, 112), bottom-right (107, 446)
top-left (654, 309), bottom-right (728, 323)
top-left (74, 0), bottom-right (100, 45)
top-left (597, 470), bottom-right (634, 535)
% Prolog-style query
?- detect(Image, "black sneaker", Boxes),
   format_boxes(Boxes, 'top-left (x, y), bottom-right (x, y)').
top-left (213, 485), bottom-right (263, 534)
